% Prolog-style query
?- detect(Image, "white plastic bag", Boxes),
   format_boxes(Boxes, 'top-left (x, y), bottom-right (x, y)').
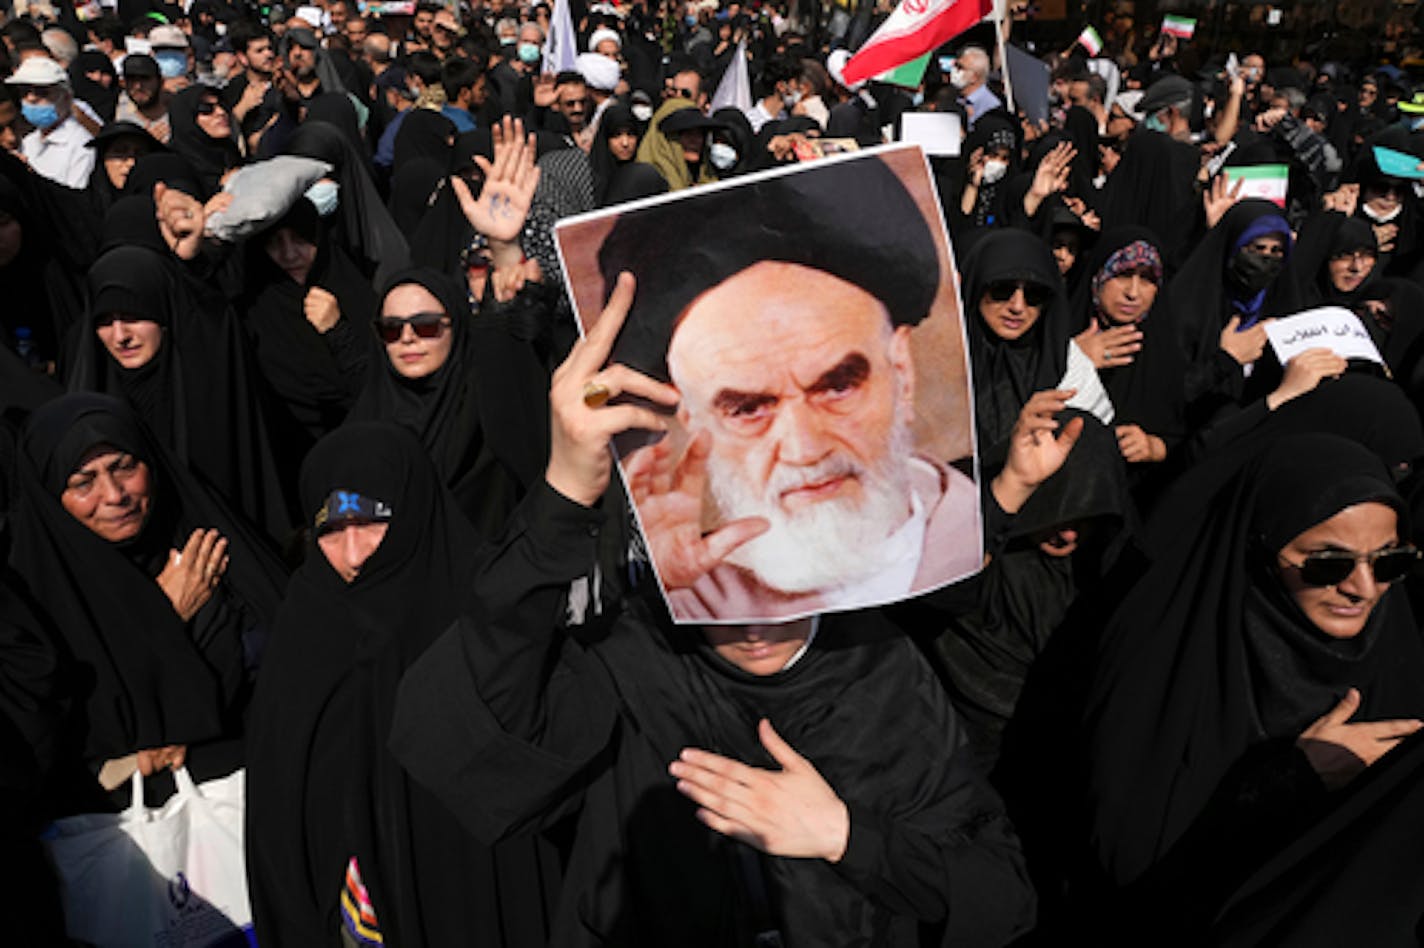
top-left (42, 767), bottom-right (253, 948)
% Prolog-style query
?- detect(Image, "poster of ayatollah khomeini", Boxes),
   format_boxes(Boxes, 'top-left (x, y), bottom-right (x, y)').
top-left (556, 144), bottom-right (982, 624)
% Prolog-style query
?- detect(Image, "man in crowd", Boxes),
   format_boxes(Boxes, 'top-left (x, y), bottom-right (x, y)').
top-left (6, 56), bottom-right (92, 187)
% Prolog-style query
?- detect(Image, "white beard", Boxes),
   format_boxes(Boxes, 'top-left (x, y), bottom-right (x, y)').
top-left (705, 409), bottom-right (916, 594)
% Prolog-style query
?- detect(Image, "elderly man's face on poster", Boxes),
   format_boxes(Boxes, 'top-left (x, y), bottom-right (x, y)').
top-left (557, 146), bottom-right (982, 624)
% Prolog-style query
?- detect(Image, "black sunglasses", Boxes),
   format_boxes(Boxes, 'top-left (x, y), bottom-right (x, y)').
top-left (195, 99), bottom-right (224, 115)
top-left (985, 280), bottom-right (1051, 307)
top-left (373, 311), bottom-right (449, 343)
top-left (1279, 545), bottom-right (1420, 587)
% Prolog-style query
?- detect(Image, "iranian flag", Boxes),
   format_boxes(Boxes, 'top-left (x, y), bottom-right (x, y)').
top-left (1160, 14), bottom-right (1196, 39)
top-left (1076, 25), bottom-right (1103, 56)
top-left (841, 0), bottom-right (994, 87)
top-left (877, 53), bottom-right (932, 89)
top-left (1224, 164), bottom-right (1289, 208)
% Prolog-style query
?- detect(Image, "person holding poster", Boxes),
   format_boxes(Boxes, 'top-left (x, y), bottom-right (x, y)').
top-left (391, 153), bottom-right (1087, 940)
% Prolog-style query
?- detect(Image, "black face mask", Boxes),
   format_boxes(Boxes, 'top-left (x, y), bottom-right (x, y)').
top-left (1227, 247), bottom-right (1285, 295)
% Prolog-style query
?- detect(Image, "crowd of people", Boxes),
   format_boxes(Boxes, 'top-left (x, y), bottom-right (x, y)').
top-left (2, 0), bottom-right (1424, 943)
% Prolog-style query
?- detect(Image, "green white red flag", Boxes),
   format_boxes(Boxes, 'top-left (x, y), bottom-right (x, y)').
top-left (1160, 15), bottom-right (1196, 39)
top-left (841, 0), bottom-right (995, 87)
top-left (1076, 25), bottom-right (1103, 56)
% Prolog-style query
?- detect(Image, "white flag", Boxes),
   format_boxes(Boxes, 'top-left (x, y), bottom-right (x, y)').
top-left (710, 39), bottom-right (752, 113)
top-left (543, 0), bottom-right (578, 74)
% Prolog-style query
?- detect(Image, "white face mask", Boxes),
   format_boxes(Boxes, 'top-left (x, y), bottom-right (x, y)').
top-left (709, 141), bottom-right (737, 171)
top-left (783, 88), bottom-right (802, 108)
top-left (631, 103), bottom-right (653, 122)
top-left (950, 68), bottom-right (971, 90)
top-left (1362, 201), bottom-right (1402, 224)
top-left (982, 159), bottom-right (1008, 184)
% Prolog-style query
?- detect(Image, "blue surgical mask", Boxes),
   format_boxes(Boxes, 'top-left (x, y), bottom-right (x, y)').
top-left (911, 90), bottom-right (925, 107)
top-left (305, 179), bottom-right (340, 217)
top-left (1144, 112), bottom-right (1167, 133)
top-left (21, 101), bottom-right (59, 130)
top-left (155, 49), bottom-right (187, 79)
top-left (1409, 115), bottom-right (1424, 132)
top-left (709, 141), bottom-right (737, 171)
top-left (500, 34), bottom-right (516, 45)
top-left (517, 42), bottom-right (541, 64)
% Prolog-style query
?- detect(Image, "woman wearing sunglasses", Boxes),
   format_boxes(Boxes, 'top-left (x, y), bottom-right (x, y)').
top-left (1083, 432), bottom-right (1424, 942)
top-left (961, 228), bottom-right (1076, 468)
top-left (166, 85), bottom-right (242, 197)
top-left (345, 268), bottom-right (543, 538)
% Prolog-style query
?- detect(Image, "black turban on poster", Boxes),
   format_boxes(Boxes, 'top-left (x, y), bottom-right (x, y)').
top-left (597, 155), bottom-right (942, 382)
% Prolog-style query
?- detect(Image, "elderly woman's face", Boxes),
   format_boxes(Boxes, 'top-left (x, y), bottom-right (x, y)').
top-left (318, 520), bottom-right (389, 582)
top-left (1276, 501), bottom-right (1400, 640)
top-left (380, 283), bottom-right (454, 380)
top-left (265, 226), bottom-right (318, 283)
top-left (96, 315), bottom-right (163, 369)
top-left (61, 444), bottom-right (152, 542)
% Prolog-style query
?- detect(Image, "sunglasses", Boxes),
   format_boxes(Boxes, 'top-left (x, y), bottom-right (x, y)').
top-left (195, 99), bottom-right (225, 115)
top-left (373, 311), bottom-right (450, 343)
top-left (985, 280), bottom-right (1052, 307)
top-left (1279, 545), bottom-right (1420, 587)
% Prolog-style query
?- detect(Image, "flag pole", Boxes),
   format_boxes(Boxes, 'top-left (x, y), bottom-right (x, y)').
top-left (994, 0), bottom-right (1013, 114)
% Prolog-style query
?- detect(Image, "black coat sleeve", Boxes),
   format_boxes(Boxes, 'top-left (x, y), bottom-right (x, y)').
top-left (388, 482), bottom-right (621, 844)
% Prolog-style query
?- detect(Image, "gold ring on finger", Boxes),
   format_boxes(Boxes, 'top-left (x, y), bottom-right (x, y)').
top-left (582, 380), bottom-right (611, 408)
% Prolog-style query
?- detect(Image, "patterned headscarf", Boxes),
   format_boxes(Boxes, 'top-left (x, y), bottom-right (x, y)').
top-left (1091, 239), bottom-right (1163, 311)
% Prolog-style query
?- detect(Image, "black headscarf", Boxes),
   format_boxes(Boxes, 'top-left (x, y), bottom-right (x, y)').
top-left (70, 51), bottom-right (119, 124)
top-left (286, 121), bottom-right (411, 286)
top-left (344, 269), bottom-right (540, 537)
top-left (391, 108), bottom-right (456, 169)
top-left (1099, 128), bottom-right (1204, 271)
top-left (66, 246), bottom-right (294, 540)
top-left (166, 86), bottom-right (243, 197)
top-left (246, 422), bottom-right (557, 947)
top-left (85, 121), bottom-right (165, 218)
top-left (239, 198), bottom-right (376, 479)
top-left (1087, 434), bottom-right (1424, 907)
top-left (1289, 210), bottom-right (1382, 308)
top-left (961, 229), bottom-right (1073, 465)
top-left (302, 91), bottom-right (368, 159)
top-left (589, 103), bottom-right (641, 207)
top-left (6, 394), bottom-right (286, 786)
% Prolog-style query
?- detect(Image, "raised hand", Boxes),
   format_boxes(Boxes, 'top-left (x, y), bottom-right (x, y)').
top-left (154, 182), bottom-right (207, 260)
top-left (156, 528), bottom-right (228, 622)
top-left (992, 388), bottom-right (1084, 514)
top-left (671, 718), bottom-right (850, 862)
top-left (545, 272), bottom-right (681, 507)
top-left (1298, 688), bottom-right (1422, 790)
top-left (1204, 173), bottom-right (1245, 230)
top-left (451, 114), bottom-right (541, 245)
top-left (623, 429), bottom-right (769, 590)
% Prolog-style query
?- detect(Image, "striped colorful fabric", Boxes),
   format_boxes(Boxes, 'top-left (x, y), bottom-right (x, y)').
top-left (340, 857), bottom-right (384, 946)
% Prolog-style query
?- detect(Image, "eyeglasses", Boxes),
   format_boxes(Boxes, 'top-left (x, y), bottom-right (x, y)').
top-left (1278, 545), bottom-right (1420, 587)
top-left (985, 280), bottom-right (1052, 307)
top-left (664, 86), bottom-right (696, 99)
top-left (195, 99), bottom-right (225, 115)
top-left (373, 311), bottom-right (450, 343)
top-left (1331, 249), bottom-right (1377, 264)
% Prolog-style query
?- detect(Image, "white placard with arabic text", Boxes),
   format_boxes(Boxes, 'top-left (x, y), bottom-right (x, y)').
top-left (1265, 307), bottom-right (1385, 366)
